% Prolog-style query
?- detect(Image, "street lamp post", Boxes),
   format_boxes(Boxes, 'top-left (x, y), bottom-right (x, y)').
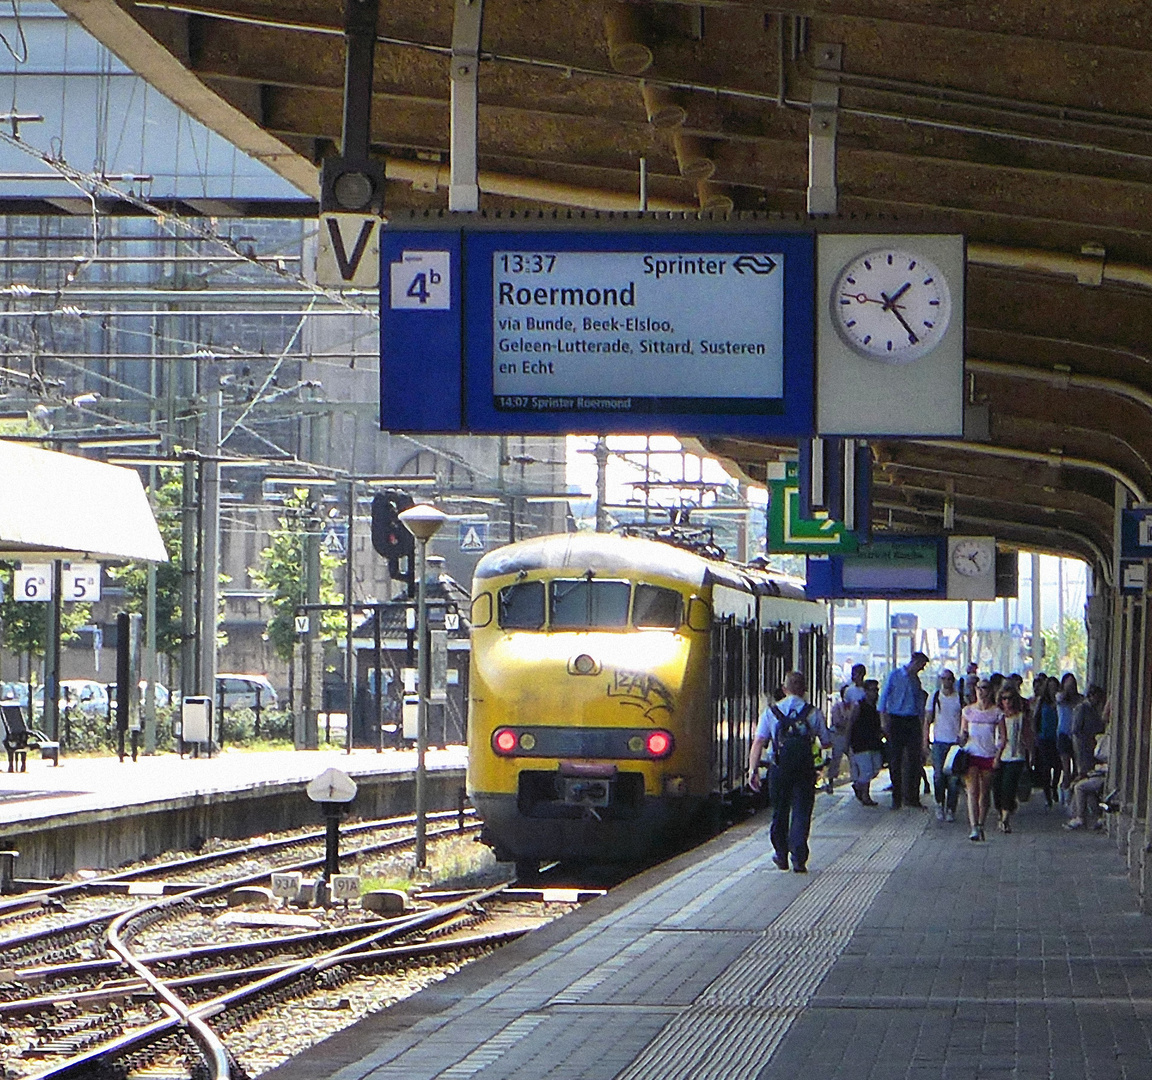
top-left (398, 502), bottom-right (447, 869)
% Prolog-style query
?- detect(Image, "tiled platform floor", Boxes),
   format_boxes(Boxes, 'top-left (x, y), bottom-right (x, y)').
top-left (266, 789), bottom-right (1152, 1080)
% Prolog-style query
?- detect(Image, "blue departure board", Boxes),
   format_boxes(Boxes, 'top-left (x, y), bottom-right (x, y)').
top-left (380, 224), bottom-right (814, 436)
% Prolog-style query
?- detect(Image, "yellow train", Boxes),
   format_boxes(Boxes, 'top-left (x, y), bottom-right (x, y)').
top-left (467, 532), bottom-right (828, 870)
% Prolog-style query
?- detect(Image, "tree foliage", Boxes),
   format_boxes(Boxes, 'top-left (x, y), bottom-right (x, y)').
top-left (1042, 614), bottom-right (1087, 686)
top-left (108, 466), bottom-right (185, 658)
top-left (251, 489), bottom-right (344, 663)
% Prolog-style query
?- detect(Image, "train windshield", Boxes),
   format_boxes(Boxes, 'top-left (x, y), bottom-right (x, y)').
top-left (550, 578), bottom-right (631, 630)
top-left (633, 584), bottom-right (683, 628)
top-left (497, 581), bottom-right (545, 629)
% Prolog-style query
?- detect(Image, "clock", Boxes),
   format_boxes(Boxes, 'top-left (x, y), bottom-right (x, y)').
top-left (832, 248), bottom-right (953, 363)
top-left (951, 538), bottom-right (992, 577)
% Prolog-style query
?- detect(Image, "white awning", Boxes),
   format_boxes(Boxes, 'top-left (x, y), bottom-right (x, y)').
top-left (0, 441), bottom-right (168, 562)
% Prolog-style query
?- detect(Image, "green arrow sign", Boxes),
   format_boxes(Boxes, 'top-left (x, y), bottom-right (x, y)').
top-left (768, 461), bottom-right (858, 554)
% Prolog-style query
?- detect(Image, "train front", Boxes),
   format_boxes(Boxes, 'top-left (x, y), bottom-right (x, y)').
top-left (467, 534), bottom-right (710, 868)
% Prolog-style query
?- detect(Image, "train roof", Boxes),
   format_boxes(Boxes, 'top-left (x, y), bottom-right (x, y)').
top-left (473, 533), bottom-right (809, 600)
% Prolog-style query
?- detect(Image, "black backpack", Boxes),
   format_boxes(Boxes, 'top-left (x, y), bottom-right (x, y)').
top-left (770, 702), bottom-right (815, 774)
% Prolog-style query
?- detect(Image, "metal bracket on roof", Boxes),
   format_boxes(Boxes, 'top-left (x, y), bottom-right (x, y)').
top-left (807, 42), bottom-right (841, 215)
top-left (318, 0), bottom-right (385, 216)
top-left (450, 0), bottom-right (484, 211)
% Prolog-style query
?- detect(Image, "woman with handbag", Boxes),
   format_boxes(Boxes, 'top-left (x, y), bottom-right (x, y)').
top-left (992, 685), bottom-right (1032, 833)
top-left (960, 679), bottom-right (1007, 841)
top-left (1031, 676), bottom-right (1060, 808)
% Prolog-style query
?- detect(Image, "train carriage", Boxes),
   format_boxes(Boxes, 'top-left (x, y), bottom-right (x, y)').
top-left (467, 532), bottom-right (827, 869)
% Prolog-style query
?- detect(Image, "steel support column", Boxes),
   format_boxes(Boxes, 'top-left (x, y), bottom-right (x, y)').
top-left (449, 0), bottom-right (483, 211)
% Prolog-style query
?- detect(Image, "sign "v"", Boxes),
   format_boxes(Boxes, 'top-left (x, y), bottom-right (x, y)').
top-left (317, 213), bottom-right (380, 288)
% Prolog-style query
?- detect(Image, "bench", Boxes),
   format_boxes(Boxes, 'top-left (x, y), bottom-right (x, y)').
top-left (0, 705), bottom-right (60, 770)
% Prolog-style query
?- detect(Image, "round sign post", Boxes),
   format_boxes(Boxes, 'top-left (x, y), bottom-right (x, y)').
top-left (307, 768), bottom-right (358, 880)
top-left (398, 503), bottom-right (447, 869)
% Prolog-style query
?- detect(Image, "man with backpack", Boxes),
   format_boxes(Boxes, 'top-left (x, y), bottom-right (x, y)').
top-left (747, 671), bottom-right (832, 874)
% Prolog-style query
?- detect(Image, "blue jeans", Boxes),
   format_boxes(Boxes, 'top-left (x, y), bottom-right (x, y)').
top-left (930, 740), bottom-right (961, 813)
top-left (770, 763), bottom-right (816, 867)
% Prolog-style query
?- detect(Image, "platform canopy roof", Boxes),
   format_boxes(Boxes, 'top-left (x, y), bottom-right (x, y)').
top-left (0, 442), bottom-right (168, 563)
top-left (49, 0), bottom-right (1152, 582)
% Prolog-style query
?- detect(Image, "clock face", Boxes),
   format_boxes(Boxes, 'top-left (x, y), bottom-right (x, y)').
top-left (951, 540), bottom-right (992, 577)
top-left (832, 249), bottom-right (952, 363)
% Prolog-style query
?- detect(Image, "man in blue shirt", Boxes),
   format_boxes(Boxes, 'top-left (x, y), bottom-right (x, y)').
top-left (880, 651), bottom-right (930, 809)
top-left (747, 671), bottom-right (832, 873)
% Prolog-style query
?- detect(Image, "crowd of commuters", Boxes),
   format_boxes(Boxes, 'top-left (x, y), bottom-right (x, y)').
top-left (752, 655), bottom-right (1114, 867)
top-left (755, 653), bottom-right (1115, 847)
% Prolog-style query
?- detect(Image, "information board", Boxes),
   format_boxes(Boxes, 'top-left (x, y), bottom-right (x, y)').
top-left (806, 537), bottom-right (947, 600)
top-left (380, 224), bottom-right (814, 437)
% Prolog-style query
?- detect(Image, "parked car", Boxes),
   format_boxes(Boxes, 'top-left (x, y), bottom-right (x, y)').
top-left (107, 681), bottom-right (171, 711)
top-left (0, 683), bottom-right (29, 708)
top-left (32, 679), bottom-right (109, 718)
top-left (217, 674), bottom-right (278, 711)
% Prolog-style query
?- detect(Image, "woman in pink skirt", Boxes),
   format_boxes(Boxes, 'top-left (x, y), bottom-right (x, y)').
top-left (960, 679), bottom-right (1007, 841)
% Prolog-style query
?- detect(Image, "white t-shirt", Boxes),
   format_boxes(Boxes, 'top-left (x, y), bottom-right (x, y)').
top-left (930, 690), bottom-right (963, 744)
top-left (962, 705), bottom-right (1002, 759)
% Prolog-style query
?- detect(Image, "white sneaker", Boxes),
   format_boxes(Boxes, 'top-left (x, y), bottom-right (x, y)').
top-left (945, 809), bottom-right (956, 823)
top-left (935, 806), bottom-right (945, 821)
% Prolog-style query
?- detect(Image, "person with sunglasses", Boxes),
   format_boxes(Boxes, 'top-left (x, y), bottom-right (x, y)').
top-left (992, 685), bottom-right (1031, 833)
top-left (959, 679), bottom-right (1007, 841)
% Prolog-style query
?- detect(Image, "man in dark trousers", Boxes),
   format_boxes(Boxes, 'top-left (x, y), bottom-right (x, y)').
top-left (879, 651), bottom-right (930, 809)
top-left (748, 671), bottom-right (832, 873)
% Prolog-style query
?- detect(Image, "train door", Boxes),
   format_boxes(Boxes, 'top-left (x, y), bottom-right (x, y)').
top-left (710, 615), bottom-right (743, 794)
top-left (713, 613), bottom-right (769, 795)
top-left (798, 625), bottom-right (830, 712)
top-left (761, 623), bottom-right (792, 704)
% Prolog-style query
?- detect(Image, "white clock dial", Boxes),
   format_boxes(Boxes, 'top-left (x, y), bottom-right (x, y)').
top-left (951, 540), bottom-right (991, 577)
top-left (832, 249), bottom-right (952, 363)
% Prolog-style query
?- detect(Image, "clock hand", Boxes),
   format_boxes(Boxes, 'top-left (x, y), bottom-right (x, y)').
top-left (881, 292), bottom-right (919, 344)
top-left (842, 292), bottom-right (886, 305)
top-left (882, 282), bottom-right (911, 311)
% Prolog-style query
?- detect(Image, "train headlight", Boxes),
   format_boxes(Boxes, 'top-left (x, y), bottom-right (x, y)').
top-left (645, 730), bottom-right (674, 758)
top-left (493, 728), bottom-right (518, 755)
top-left (519, 732), bottom-right (537, 750)
top-left (569, 653), bottom-right (599, 675)
top-left (628, 736), bottom-right (644, 752)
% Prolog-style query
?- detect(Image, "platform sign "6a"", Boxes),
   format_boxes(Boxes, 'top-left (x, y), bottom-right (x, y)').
top-left (14, 564), bottom-right (52, 601)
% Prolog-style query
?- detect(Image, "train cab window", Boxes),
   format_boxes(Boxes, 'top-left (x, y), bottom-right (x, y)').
top-left (550, 579), bottom-right (630, 629)
top-left (498, 581), bottom-right (545, 630)
top-left (633, 584), bottom-right (683, 628)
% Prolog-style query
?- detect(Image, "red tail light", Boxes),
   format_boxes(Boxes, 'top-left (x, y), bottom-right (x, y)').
top-left (493, 728), bottom-right (518, 755)
top-left (645, 730), bottom-right (673, 758)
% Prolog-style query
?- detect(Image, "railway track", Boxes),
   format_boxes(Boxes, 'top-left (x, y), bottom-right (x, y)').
top-left (0, 817), bottom-right (594, 1079)
top-left (0, 812), bottom-right (480, 971)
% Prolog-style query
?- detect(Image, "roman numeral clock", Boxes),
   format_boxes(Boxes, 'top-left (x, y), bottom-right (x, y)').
top-left (816, 233), bottom-right (966, 437)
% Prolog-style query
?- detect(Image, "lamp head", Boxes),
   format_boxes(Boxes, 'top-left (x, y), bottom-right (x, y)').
top-left (398, 503), bottom-right (447, 541)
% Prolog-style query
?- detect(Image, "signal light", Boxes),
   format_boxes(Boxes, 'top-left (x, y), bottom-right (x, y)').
top-left (493, 728), bottom-right (518, 755)
top-left (645, 730), bottom-right (673, 758)
top-left (371, 491), bottom-right (415, 578)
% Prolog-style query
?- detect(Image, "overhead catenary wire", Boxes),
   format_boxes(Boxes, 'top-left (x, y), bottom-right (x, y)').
top-left (0, 126), bottom-right (378, 318)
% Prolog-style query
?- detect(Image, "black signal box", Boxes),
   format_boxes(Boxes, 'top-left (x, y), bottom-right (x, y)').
top-left (371, 492), bottom-right (415, 578)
